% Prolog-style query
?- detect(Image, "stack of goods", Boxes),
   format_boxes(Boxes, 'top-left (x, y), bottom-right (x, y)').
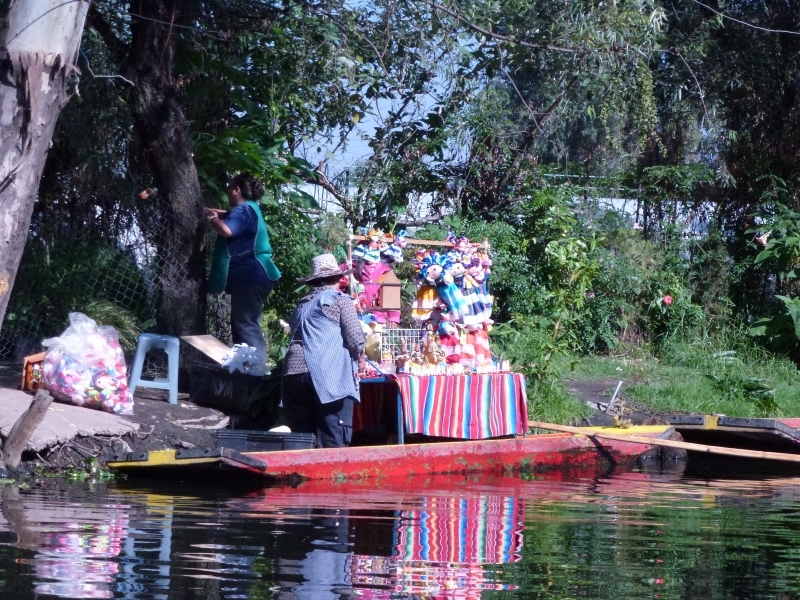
top-left (392, 327), bottom-right (510, 375)
top-left (42, 313), bottom-right (134, 415)
top-left (409, 233), bottom-right (495, 370)
top-left (347, 228), bottom-right (507, 376)
top-left (347, 228), bottom-right (408, 326)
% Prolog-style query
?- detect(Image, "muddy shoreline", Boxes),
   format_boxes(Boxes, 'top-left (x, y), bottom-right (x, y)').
top-left (0, 361), bottom-right (240, 477)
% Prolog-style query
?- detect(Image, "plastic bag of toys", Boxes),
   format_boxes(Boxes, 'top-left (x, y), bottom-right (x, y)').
top-left (42, 313), bottom-right (134, 415)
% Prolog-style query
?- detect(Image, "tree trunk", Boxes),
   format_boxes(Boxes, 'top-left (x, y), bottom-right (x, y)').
top-left (123, 0), bottom-right (206, 337)
top-left (0, 0), bottom-right (90, 331)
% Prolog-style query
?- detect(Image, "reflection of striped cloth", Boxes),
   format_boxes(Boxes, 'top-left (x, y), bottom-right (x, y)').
top-left (396, 373), bottom-right (528, 439)
top-left (350, 496), bottom-right (523, 597)
top-left (396, 496), bottom-right (524, 564)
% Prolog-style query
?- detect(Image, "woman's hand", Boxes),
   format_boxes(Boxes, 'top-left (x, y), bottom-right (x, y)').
top-left (357, 355), bottom-right (367, 375)
top-left (204, 208), bottom-right (234, 237)
top-left (204, 208), bottom-right (225, 220)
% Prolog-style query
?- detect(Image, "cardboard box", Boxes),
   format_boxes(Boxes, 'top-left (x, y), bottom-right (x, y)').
top-left (21, 352), bottom-right (46, 392)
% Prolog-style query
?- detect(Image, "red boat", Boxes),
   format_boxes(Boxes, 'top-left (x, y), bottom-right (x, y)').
top-left (106, 424), bottom-right (680, 483)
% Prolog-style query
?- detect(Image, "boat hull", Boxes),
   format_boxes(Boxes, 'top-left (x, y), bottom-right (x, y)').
top-left (108, 425), bottom-right (679, 483)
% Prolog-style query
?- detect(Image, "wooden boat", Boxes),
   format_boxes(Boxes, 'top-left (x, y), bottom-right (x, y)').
top-left (668, 415), bottom-right (800, 452)
top-left (106, 424), bottom-right (680, 483)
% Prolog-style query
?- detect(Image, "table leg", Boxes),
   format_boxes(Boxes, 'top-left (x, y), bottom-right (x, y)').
top-left (396, 390), bottom-right (404, 445)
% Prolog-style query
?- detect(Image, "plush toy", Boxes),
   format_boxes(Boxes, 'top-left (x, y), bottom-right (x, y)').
top-left (412, 252), bottom-right (447, 322)
top-left (348, 228), bottom-right (404, 326)
top-left (469, 256), bottom-right (493, 322)
top-left (446, 249), bottom-right (487, 328)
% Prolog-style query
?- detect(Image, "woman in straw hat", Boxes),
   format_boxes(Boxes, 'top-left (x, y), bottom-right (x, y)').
top-left (282, 253), bottom-right (366, 448)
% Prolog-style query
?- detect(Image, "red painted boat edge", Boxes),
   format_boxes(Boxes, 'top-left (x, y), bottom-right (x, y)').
top-left (220, 428), bottom-right (675, 483)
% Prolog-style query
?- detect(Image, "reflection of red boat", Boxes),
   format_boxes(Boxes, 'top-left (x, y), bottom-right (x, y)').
top-left (107, 424), bottom-right (679, 484)
top-left (225, 470), bottom-right (686, 599)
top-left (230, 476), bottom-right (528, 599)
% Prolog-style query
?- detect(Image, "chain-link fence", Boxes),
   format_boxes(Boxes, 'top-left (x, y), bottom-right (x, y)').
top-left (0, 197), bottom-right (230, 380)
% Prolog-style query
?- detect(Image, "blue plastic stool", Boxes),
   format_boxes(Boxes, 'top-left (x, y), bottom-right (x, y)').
top-left (127, 333), bottom-right (180, 405)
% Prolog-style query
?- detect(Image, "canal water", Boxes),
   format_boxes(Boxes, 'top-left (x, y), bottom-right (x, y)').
top-left (0, 470), bottom-right (799, 599)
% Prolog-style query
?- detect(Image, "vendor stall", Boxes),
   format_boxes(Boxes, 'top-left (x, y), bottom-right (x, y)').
top-left (347, 231), bottom-right (528, 445)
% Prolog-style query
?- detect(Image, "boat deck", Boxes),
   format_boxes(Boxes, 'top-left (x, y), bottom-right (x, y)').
top-left (667, 415), bottom-right (800, 454)
top-left (107, 425), bottom-right (678, 483)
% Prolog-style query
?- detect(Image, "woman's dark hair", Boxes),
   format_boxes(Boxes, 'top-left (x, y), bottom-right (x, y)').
top-left (230, 172), bottom-right (265, 200)
top-left (313, 274), bottom-right (343, 287)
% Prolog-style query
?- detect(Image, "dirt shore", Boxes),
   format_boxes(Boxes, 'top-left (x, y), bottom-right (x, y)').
top-left (0, 362), bottom-right (234, 475)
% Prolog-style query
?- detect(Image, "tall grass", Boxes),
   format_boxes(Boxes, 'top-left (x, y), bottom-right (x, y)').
top-left (564, 324), bottom-right (800, 418)
top-left (527, 380), bottom-right (592, 424)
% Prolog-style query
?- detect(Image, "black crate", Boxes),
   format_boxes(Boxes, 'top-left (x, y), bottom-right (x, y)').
top-left (216, 429), bottom-right (317, 452)
top-left (190, 361), bottom-right (261, 413)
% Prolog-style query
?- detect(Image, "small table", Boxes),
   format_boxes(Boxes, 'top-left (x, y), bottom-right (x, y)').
top-left (358, 373), bottom-right (528, 444)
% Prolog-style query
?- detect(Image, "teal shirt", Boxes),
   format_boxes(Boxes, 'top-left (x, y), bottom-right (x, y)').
top-left (207, 200), bottom-right (280, 294)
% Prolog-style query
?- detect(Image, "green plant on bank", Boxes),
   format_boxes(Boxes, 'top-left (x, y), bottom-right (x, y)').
top-left (490, 316), bottom-right (590, 423)
top-left (83, 299), bottom-right (151, 355)
top-left (565, 325), bottom-right (800, 418)
top-left (65, 457), bottom-right (114, 482)
top-left (748, 202), bottom-right (800, 350)
top-left (3, 240), bottom-right (155, 357)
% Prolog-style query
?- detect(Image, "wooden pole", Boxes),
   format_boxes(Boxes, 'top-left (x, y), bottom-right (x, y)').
top-left (529, 420), bottom-right (800, 465)
top-left (3, 390), bottom-right (53, 468)
top-left (347, 234), bottom-right (490, 250)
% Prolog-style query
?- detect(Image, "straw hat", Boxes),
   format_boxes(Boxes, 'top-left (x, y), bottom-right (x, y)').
top-left (298, 253), bottom-right (353, 283)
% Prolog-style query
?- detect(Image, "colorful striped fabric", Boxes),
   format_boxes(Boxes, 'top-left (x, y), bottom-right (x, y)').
top-left (395, 373), bottom-right (528, 439)
top-left (350, 495), bottom-right (524, 597)
top-left (395, 496), bottom-right (524, 564)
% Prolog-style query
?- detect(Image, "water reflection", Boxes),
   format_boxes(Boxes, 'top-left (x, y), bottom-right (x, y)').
top-left (1, 472), bottom-right (800, 598)
top-left (352, 496), bottom-right (523, 598)
top-left (230, 486), bottom-right (524, 598)
top-left (1, 485), bottom-right (127, 598)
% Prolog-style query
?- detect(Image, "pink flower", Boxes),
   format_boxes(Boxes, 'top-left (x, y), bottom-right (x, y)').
top-left (663, 295), bottom-right (673, 306)
top-left (755, 234), bottom-right (769, 247)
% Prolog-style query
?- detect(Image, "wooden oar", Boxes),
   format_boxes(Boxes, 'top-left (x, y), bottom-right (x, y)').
top-left (529, 420), bottom-right (800, 465)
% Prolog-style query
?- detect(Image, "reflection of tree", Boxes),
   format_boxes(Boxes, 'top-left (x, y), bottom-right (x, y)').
top-left (1, 484), bottom-right (127, 599)
top-left (482, 476), bottom-right (800, 599)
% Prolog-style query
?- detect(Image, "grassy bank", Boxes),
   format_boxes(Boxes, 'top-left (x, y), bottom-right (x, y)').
top-left (553, 332), bottom-right (800, 420)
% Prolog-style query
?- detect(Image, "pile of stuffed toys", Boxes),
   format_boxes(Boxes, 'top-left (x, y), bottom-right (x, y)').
top-left (347, 229), bottom-right (501, 372)
top-left (409, 233), bottom-right (494, 370)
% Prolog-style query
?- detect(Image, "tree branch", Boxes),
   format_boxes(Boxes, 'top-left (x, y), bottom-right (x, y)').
top-left (496, 76), bottom-right (578, 191)
top-left (419, 0), bottom-right (577, 54)
top-left (397, 210), bottom-right (447, 227)
top-left (87, 5), bottom-right (130, 65)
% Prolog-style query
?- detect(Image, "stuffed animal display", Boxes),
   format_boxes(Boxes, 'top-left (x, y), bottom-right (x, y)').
top-left (409, 233), bottom-right (495, 369)
top-left (347, 228), bottom-right (408, 326)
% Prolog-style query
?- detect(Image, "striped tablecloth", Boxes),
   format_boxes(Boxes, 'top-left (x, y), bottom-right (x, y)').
top-left (395, 373), bottom-right (528, 439)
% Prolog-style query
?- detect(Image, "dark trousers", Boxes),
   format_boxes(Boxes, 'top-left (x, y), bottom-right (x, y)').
top-left (230, 281), bottom-right (275, 356)
top-left (282, 372), bottom-right (355, 448)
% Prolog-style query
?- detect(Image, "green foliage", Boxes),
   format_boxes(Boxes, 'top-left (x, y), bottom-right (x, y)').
top-left (490, 316), bottom-right (591, 422)
top-left (747, 203), bottom-right (800, 351)
top-left (3, 240), bottom-right (153, 357)
top-left (83, 299), bottom-right (149, 355)
top-left (705, 371), bottom-right (778, 415)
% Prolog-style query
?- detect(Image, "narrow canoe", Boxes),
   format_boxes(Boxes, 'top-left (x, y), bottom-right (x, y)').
top-left (107, 424), bottom-right (680, 484)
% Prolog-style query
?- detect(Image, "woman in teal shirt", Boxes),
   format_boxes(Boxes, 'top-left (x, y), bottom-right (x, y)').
top-left (205, 173), bottom-right (280, 367)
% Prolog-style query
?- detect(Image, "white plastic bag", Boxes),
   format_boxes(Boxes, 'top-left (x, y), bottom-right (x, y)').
top-left (42, 313), bottom-right (134, 414)
top-left (221, 344), bottom-right (268, 376)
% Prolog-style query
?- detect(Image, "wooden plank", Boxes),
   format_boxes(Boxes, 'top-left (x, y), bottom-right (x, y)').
top-left (529, 420), bottom-right (800, 464)
top-left (348, 234), bottom-right (490, 249)
top-left (180, 335), bottom-right (230, 364)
